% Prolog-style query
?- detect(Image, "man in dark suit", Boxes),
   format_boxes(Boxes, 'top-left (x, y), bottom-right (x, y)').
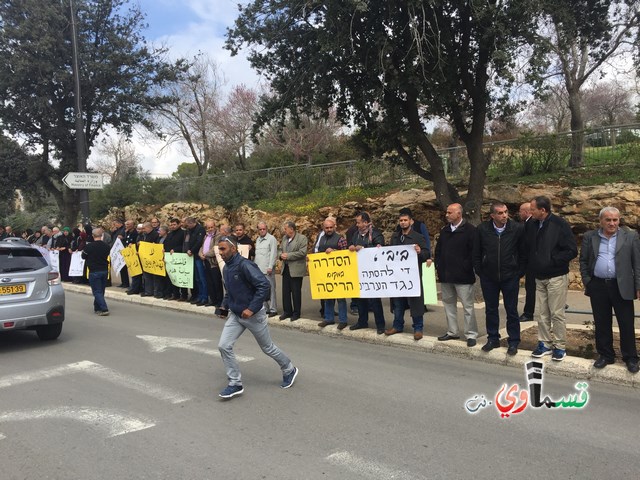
top-left (579, 206), bottom-right (640, 373)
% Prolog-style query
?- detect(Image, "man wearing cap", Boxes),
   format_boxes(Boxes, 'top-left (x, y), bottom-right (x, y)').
top-left (216, 235), bottom-right (299, 399)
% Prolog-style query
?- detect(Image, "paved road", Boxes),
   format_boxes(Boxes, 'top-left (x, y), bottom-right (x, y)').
top-left (1, 292), bottom-right (638, 480)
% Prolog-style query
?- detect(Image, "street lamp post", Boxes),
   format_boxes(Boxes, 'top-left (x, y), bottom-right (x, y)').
top-left (68, 0), bottom-right (91, 225)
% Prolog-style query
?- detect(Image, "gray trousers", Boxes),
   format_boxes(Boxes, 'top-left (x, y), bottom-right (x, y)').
top-left (264, 271), bottom-right (277, 312)
top-left (440, 283), bottom-right (478, 339)
top-left (218, 308), bottom-right (293, 386)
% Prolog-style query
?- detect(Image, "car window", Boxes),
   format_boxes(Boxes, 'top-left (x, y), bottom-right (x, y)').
top-left (0, 247), bottom-right (48, 273)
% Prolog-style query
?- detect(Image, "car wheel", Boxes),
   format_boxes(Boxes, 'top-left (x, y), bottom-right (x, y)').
top-left (36, 323), bottom-right (63, 341)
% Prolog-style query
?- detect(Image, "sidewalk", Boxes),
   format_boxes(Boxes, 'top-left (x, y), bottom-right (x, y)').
top-left (64, 281), bottom-right (640, 389)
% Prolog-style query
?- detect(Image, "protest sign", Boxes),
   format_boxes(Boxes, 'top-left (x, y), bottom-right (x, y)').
top-left (110, 238), bottom-right (126, 274)
top-left (421, 263), bottom-right (438, 305)
top-left (68, 251), bottom-right (85, 277)
top-left (357, 245), bottom-right (421, 298)
top-left (121, 244), bottom-right (142, 276)
top-left (138, 241), bottom-right (166, 276)
top-left (308, 250), bottom-right (359, 299)
top-left (164, 253), bottom-right (193, 288)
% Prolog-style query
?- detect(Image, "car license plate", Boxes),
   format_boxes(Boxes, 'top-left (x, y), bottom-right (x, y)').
top-left (0, 284), bottom-right (27, 295)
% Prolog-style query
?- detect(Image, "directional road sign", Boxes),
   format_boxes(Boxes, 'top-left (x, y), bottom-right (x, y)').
top-left (62, 172), bottom-right (104, 189)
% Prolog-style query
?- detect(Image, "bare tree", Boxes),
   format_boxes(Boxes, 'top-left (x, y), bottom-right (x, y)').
top-left (583, 81), bottom-right (635, 127)
top-left (154, 55), bottom-right (223, 176)
top-left (215, 85), bottom-right (259, 170)
top-left (528, 84), bottom-right (571, 133)
top-left (91, 135), bottom-right (145, 182)
top-left (260, 110), bottom-right (342, 166)
top-left (533, 0), bottom-right (640, 166)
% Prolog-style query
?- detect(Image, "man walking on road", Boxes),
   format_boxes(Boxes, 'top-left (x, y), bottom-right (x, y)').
top-left (216, 235), bottom-right (299, 399)
top-left (579, 206), bottom-right (639, 373)
top-left (82, 228), bottom-right (111, 316)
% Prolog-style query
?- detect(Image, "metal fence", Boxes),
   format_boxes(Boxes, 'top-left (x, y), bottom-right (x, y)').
top-left (158, 123), bottom-right (640, 203)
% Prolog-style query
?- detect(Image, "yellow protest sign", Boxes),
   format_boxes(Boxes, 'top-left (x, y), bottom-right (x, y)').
top-left (138, 241), bottom-right (166, 276)
top-left (308, 250), bottom-right (360, 299)
top-left (121, 244), bottom-right (143, 277)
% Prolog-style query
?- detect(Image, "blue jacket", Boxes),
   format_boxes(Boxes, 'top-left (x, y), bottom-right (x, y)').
top-left (222, 252), bottom-right (270, 316)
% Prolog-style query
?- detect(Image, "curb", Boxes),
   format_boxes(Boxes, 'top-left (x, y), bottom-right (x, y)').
top-left (64, 284), bottom-right (639, 389)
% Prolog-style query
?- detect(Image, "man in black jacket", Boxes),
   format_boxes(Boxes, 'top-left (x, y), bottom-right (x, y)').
top-left (385, 211), bottom-right (430, 340)
top-left (348, 212), bottom-right (387, 334)
top-left (183, 216), bottom-right (207, 305)
top-left (526, 195), bottom-right (577, 361)
top-left (473, 202), bottom-right (526, 355)
top-left (435, 203), bottom-right (478, 347)
top-left (138, 221), bottom-right (159, 297)
top-left (164, 218), bottom-right (186, 300)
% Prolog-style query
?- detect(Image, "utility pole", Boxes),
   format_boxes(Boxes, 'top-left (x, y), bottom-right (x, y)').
top-left (69, 0), bottom-right (91, 225)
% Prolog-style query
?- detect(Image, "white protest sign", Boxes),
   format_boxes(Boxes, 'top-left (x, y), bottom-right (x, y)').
top-left (49, 250), bottom-right (60, 273)
top-left (357, 245), bottom-right (421, 298)
top-left (110, 238), bottom-right (126, 274)
top-left (69, 251), bottom-right (85, 277)
top-left (34, 245), bottom-right (51, 266)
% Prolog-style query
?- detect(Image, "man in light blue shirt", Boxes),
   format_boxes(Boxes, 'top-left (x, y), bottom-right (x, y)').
top-left (579, 206), bottom-right (640, 373)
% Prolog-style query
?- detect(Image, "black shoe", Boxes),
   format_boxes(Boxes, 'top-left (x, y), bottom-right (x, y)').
top-left (507, 345), bottom-right (518, 356)
top-left (290, 314), bottom-right (300, 321)
top-left (376, 328), bottom-right (385, 335)
top-left (196, 301), bottom-right (207, 306)
top-left (117, 284), bottom-right (129, 288)
top-left (594, 357), bottom-right (615, 369)
top-left (267, 311), bottom-right (278, 318)
top-left (519, 314), bottom-right (533, 322)
top-left (481, 341), bottom-right (500, 352)
top-left (349, 324), bottom-right (367, 331)
top-left (126, 290), bottom-right (140, 295)
top-left (189, 298), bottom-right (199, 304)
top-left (437, 333), bottom-right (460, 341)
top-left (205, 302), bottom-right (216, 307)
top-left (467, 338), bottom-right (477, 347)
top-left (140, 293), bottom-right (152, 297)
top-left (337, 323), bottom-right (348, 330)
top-left (279, 313), bottom-right (291, 321)
top-left (177, 297), bottom-right (188, 302)
top-left (626, 359), bottom-right (639, 373)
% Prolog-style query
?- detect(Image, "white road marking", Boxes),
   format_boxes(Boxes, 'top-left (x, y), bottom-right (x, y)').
top-left (0, 360), bottom-right (191, 404)
top-left (326, 451), bottom-right (418, 480)
top-left (137, 335), bottom-right (255, 362)
top-left (0, 407), bottom-right (154, 439)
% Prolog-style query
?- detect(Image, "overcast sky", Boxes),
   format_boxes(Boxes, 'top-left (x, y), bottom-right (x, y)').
top-left (88, 0), bottom-right (261, 177)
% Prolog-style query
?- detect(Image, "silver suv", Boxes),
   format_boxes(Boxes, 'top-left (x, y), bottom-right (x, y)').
top-left (0, 238), bottom-right (65, 340)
